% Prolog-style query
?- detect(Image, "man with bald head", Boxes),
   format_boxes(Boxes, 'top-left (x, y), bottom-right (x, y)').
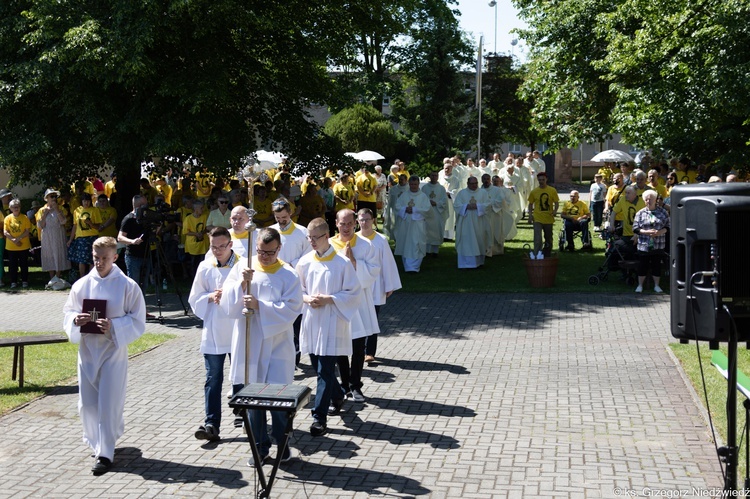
top-left (560, 190), bottom-right (591, 251)
top-left (227, 205), bottom-right (255, 259)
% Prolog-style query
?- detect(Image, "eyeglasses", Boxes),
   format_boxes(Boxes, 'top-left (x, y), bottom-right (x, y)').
top-left (306, 233), bottom-right (327, 242)
top-left (48, 195), bottom-right (58, 199)
top-left (218, 201), bottom-right (228, 205)
top-left (357, 218), bottom-right (373, 223)
top-left (256, 246), bottom-right (279, 257)
top-left (210, 243), bottom-right (231, 252)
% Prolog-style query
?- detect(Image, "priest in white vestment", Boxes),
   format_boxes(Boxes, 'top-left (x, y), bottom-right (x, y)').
top-left (63, 236), bottom-right (146, 475)
top-left (221, 227), bottom-right (303, 462)
top-left (421, 171), bottom-right (449, 257)
top-left (383, 174), bottom-right (407, 241)
top-left (356, 208), bottom-right (402, 364)
top-left (189, 227), bottom-right (242, 443)
top-left (295, 218), bottom-right (361, 436)
top-left (438, 158), bottom-right (462, 240)
top-left (331, 209), bottom-right (380, 402)
top-left (482, 175), bottom-right (510, 256)
top-left (454, 177), bottom-right (490, 269)
top-left (270, 197), bottom-right (311, 364)
top-left (499, 163), bottom-right (523, 222)
top-left (395, 176), bottom-right (432, 272)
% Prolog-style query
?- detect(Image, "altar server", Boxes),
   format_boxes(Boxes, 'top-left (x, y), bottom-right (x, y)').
top-left (63, 236), bottom-right (146, 476)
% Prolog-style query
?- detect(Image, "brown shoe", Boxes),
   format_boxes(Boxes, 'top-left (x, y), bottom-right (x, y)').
top-left (364, 355), bottom-right (375, 364)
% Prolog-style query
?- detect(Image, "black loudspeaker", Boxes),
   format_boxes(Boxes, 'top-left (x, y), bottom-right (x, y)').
top-left (671, 183), bottom-right (750, 342)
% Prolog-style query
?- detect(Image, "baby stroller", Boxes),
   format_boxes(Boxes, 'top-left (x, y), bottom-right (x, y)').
top-left (588, 231), bottom-right (638, 285)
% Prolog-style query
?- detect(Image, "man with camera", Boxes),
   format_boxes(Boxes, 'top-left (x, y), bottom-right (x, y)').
top-left (118, 195), bottom-right (149, 286)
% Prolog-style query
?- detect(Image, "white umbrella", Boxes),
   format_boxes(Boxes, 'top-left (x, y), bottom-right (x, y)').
top-left (255, 149), bottom-right (286, 165)
top-left (353, 150), bottom-right (385, 161)
top-left (591, 149), bottom-right (634, 163)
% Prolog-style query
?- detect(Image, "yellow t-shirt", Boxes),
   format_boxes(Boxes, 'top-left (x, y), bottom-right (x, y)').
top-left (356, 172), bottom-right (377, 203)
top-left (104, 180), bottom-right (117, 199)
top-left (528, 186), bottom-right (560, 225)
top-left (97, 206), bottom-right (119, 237)
top-left (253, 197), bottom-right (274, 227)
top-left (4, 213), bottom-right (32, 251)
top-left (675, 170), bottom-right (697, 184)
top-left (333, 183), bottom-right (355, 212)
top-left (612, 196), bottom-right (646, 237)
top-left (157, 183), bottom-right (173, 206)
top-left (183, 212), bottom-right (208, 255)
top-left (194, 172), bottom-right (214, 198)
top-left (561, 200), bottom-right (590, 220)
top-left (606, 185), bottom-right (627, 220)
top-left (74, 206), bottom-right (102, 238)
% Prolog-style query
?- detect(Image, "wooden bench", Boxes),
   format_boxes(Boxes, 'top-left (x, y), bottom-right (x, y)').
top-left (0, 335), bottom-right (69, 388)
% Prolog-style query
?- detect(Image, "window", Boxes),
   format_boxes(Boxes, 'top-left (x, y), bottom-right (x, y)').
top-left (382, 95), bottom-right (390, 107)
top-left (510, 143), bottom-right (522, 153)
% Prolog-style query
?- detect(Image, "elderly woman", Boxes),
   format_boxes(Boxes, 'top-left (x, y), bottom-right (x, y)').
top-left (67, 193), bottom-right (102, 280)
top-left (37, 189), bottom-right (72, 288)
top-left (632, 190), bottom-right (670, 293)
top-left (3, 198), bottom-right (33, 288)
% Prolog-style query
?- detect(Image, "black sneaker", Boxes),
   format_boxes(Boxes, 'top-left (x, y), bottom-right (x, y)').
top-left (310, 421), bottom-right (327, 436)
top-left (195, 424), bottom-right (220, 441)
top-left (328, 398), bottom-right (345, 416)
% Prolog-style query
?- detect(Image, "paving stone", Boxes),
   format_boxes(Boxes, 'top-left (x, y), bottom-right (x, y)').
top-left (0, 291), bottom-right (725, 497)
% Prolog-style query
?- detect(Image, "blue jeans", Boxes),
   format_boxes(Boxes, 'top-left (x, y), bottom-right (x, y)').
top-left (250, 409), bottom-right (289, 456)
top-left (124, 253), bottom-right (144, 286)
top-left (308, 354), bottom-right (343, 425)
top-left (204, 353), bottom-right (228, 429)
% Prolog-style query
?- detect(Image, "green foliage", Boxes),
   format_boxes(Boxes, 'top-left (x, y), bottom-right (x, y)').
top-left (323, 104), bottom-right (397, 157)
top-left (0, 0), bottom-right (352, 188)
top-left (515, 0), bottom-right (750, 166)
top-left (390, 0), bottom-right (474, 165)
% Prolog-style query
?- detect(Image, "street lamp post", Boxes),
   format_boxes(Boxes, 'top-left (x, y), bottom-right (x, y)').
top-left (488, 1), bottom-right (497, 54)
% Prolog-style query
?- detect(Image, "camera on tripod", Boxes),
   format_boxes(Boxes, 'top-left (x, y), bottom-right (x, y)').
top-left (136, 201), bottom-right (179, 229)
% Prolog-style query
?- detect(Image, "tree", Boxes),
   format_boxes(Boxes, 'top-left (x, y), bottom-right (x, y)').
top-left (514, 0), bottom-right (620, 150)
top-left (331, 0), bottom-right (420, 113)
top-left (472, 55), bottom-right (541, 159)
top-left (0, 0), bottom-right (351, 208)
top-left (391, 0), bottom-right (474, 170)
top-left (601, 0), bottom-right (750, 167)
top-left (323, 104), bottom-right (397, 159)
top-left (515, 0), bottom-right (750, 167)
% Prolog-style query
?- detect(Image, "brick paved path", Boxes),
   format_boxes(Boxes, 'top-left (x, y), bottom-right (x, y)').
top-left (0, 290), bottom-right (723, 498)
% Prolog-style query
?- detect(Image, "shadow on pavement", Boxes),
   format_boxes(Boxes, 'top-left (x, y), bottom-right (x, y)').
top-left (113, 446), bottom-right (248, 488)
top-left (365, 396), bottom-right (477, 418)
top-left (280, 458), bottom-right (431, 497)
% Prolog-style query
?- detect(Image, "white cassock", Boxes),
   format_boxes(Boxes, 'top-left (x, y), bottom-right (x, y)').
top-left (518, 164), bottom-right (534, 212)
top-left (465, 166), bottom-right (483, 180)
top-left (384, 184), bottom-right (406, 241)
top-left (221, 257), bottom-right (302, 385)
top-left (421, 182), bottom-right (449, 254)
top-left (438, 172), bottom-right (462, 240)
top-left (270, 222), bottom-right (311, 267)
top-left (453, 164), bottom-right (468, 187)
top-left (359, 230), bottom-right (402, 306)
top-left (395, 189), bottom-right (432, 272)
top-left (188, 252), bottom-right (240, 356)
top-left (483, 186), bottom-right (509, 256)
top-left (296, 246), bottom-right (361, 356)
top-left (502, 187), bottom-right (518, 241)
top-left (499, 167), bottom-right (523, 221)
top-left (454, 187), bottom-right (490, 269)
top-left (63, 265), bottom-right (146, 462)
top-left (330, 234), bottom-right (380, 339)
top-left (524, 158), bottom-right (540, 190)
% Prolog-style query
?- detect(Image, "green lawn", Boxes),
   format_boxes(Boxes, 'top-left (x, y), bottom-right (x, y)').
top-left (396, 217), bottom-right (648, 294)
top-left (0, 331), bottom-right (176, 415)
top-left (670, 342), bottom-right (750, 479)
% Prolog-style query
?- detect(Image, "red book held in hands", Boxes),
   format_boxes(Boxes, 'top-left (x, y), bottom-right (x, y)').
top-left (81, 299), bottom-right (107, 334)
